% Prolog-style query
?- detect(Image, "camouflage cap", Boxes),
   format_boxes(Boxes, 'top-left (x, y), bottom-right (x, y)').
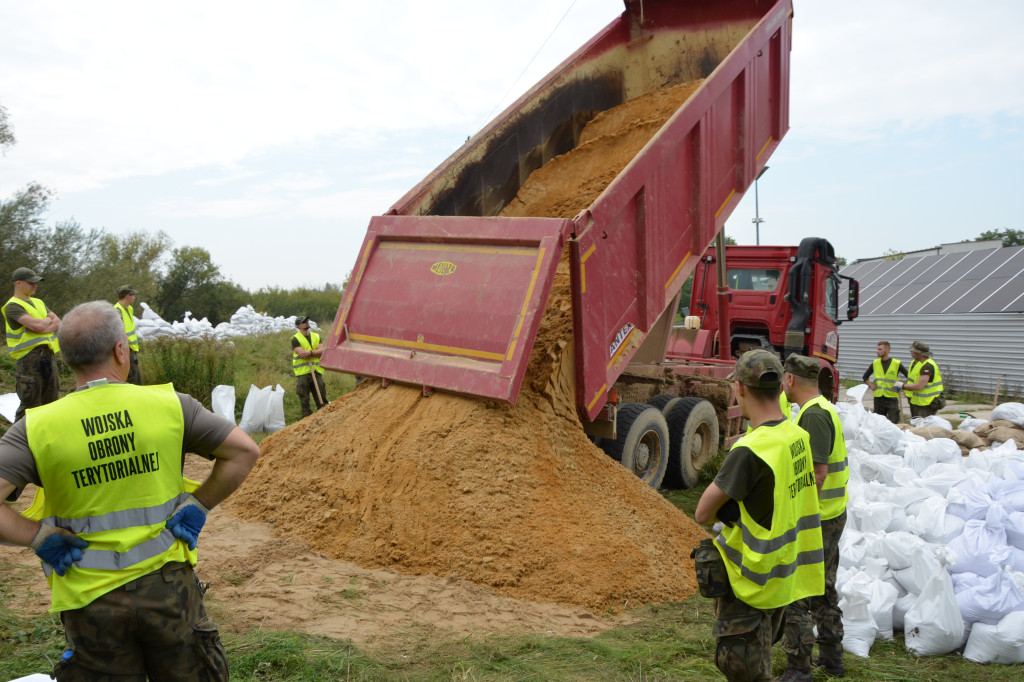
top-left (910, 340), bottom-right (931, 356)
top-left (783, 354), bottom-right (820, 380)
top-left (727, 349), bottom-right (783, 389)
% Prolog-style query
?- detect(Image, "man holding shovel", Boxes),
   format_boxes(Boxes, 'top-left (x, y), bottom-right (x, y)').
top-left (291, 315), bottom-right (327, 418)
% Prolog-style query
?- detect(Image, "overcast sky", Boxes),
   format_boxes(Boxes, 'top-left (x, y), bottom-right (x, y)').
top-left (2, 1), bottom-right (1022, 294)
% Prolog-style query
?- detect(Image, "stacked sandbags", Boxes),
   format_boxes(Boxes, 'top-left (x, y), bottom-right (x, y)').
top-left (835, 387), bottom-right (1024, 663)
top-left (133, 303), bottom-right (320, 342)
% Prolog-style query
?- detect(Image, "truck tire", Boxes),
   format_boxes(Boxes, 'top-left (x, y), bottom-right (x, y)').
top-left (664, 398), bottom-right (719, 489)
top-left (647, 393), bottom-right (682, 417)
top-left (600, 403), bottom-right (669, 489)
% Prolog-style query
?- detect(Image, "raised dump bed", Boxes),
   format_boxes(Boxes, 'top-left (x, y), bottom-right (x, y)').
top-left (322, 0), bottom-right (794, 424)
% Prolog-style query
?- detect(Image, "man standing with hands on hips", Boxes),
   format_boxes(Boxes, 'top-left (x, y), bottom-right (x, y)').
top-left (0, 301), bottom-right (259, 680)
top-left (4, 267), bottom-right (61, 422)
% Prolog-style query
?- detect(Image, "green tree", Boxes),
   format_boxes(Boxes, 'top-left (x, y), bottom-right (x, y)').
top-left (0, 103), bottom-right (14, 152)
top-left (977, 228), bottom-right (1024, 247)
top-left (80, 231), bottom-right (173, 303)
top-left (155, 246), bottom-right (224, 323)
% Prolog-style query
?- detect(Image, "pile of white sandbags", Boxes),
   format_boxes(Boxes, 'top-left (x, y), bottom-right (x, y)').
top-left (134, 303), bottom-right (320, 341)
top-left (835, 386), bottom-right (1024, 664)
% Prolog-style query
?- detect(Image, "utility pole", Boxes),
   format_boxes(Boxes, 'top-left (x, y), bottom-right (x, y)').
top-left (752, 166), bottom-right (769, 245)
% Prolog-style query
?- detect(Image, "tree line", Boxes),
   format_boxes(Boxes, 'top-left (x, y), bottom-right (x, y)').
top-left (1, 103), bottom-right (344, 326)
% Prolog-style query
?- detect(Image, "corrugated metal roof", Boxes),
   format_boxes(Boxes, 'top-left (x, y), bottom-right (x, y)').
top-left (840, 244), bottom-right (1024, 316)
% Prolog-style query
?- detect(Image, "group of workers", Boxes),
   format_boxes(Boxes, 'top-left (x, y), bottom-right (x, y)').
top-left (696, 350), bottom-right (849, 681)
top-left (695, 339), bottom-right (947, 681)
top-left (0, 266), bottom-right (335, 679)
top-left (863, 340), bottom-right (945, 422)
top-left (2, 266), bottom-right (332, 422)
top-left (0, 264), bottom-right (949, 680)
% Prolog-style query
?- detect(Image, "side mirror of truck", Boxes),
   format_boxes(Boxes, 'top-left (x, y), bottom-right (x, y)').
top-left (846, 279), bottom-right (860, 321)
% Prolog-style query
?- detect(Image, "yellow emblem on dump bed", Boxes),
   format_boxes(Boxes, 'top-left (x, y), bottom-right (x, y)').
top-left (430, 261), bottom-right (457, 276)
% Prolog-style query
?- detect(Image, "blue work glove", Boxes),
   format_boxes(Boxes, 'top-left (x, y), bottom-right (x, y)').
top-left (30, 524), bottom-right (88, 577)
top-left (165, 494), bottom-right (211, 550)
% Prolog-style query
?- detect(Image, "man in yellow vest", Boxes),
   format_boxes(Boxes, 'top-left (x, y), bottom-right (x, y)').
top-left (900, 340), bottom-right (945, 418)
top-left (291, 315), bottom-right (327, 418)
top-left (114, 284), bottom-right (141, 385)
top-left (862, 340), bottom-right (908, 424)
top-left (3, 267), bottom-right (61, 422)
top-left (696, 349), bottom-right (824, 682)
top-left (780, 354), bottom-right (850, 680)
top-left (0, 301), bottom-right (259, 680)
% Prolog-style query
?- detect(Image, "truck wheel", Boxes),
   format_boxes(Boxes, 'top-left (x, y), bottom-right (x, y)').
top-left (647, 393), bottom-right (681, 417)
top-left (600, 403), bottom-right (669, 489)
top-left (664, 398), bottom-right (719, 489)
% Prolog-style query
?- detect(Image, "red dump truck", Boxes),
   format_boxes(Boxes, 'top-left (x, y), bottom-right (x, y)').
top-left (321, 0), bottom-right (858, 489)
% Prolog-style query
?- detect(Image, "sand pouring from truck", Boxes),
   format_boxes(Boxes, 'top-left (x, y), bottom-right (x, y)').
top-left (320, 0), bottom-right (859, 489)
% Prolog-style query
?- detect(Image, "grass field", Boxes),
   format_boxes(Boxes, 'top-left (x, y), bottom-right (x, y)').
top-left (1, 336), bottom-right (1020, 679)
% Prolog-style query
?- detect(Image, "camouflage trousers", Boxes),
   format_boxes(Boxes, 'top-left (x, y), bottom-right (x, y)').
top-left (296, 372), bottom-right (327, 417)
top-left (782, 511), bottom-right (847, 670)
top-left (909, 400), bottom-right (941, 418)
top-left (14, 346), bottom-right (59, 422)
top-left (126, 349), bottom-right (142, 385)
top-left (713, 586), bottom-right (787, 681)
top-left (54, 562), bottom-right (228, 681)
top-left (872, 396), bottom-right (901, 424)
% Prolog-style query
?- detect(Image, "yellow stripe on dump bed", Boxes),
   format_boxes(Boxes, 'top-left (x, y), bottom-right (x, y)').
top-left (349, 333), bottom-right (505, 362)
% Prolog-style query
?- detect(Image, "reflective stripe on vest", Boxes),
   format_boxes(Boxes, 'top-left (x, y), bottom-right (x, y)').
top-left (114, 302), bottom-right (139, 351)
top-left (715, 420), bottom-right (825, 609)
top-left (798, 395), bottom-right (849, 521)
top-left (908, 359), bottom-right (944, 406)
top-left (292, 331), bottom-right (323, 376)
top-left (872, 358), bottom-right (901, 398)
top-left (25, 382), bottom-right (195, 613)
top-left (4, 296), bottom-right (59, 359)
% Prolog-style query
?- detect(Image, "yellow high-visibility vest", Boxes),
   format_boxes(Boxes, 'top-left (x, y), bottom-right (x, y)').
top-left (4, 297), bottom-right (59, 358)
top-left (908, 359), bottom-right (944, 406)
top-left (797, 395), bottom-right (849, 521)
top-left (871, 358), bottom-right (902, 398)
top-left (24, 382), bottom-right (196, 612)
top-left (292, 331), bottom-right (323, 376)
top-left (114, 302), bottom-right (139, 352)
top-left (715, 419), bottom-right (825, 609)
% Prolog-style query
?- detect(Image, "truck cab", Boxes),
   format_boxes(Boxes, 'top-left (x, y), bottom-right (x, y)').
top-left (686, 237), bottom-right (859, 400)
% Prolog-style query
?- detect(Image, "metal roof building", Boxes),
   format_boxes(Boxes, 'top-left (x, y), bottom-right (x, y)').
top-left (837, 243), bottom-right (1024, 398)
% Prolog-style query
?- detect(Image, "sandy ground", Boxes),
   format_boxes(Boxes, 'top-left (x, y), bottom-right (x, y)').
top-left (0, 457), bottom-right (629, 647)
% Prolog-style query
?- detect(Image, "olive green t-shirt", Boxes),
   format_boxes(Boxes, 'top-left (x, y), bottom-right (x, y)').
top-left (796, 402), bottom-right (835, 465)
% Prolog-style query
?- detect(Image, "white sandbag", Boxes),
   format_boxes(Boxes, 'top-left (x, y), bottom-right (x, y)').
top-left (1006, 511), bottom-right (1024, 550)
top-left (882, 531), bottom-right (936, 571)
top-left (946, 487), bottom-right (995, 521)
top-left (892, 591), bottom-right (916, 632)
top-left (860, 454), bottom-right (906, 485)
top-left (956, 565), bottom-right (1024, 626)
top-left (839, 527), bottom-right (866, 568)
top-left (265, 384), bottom-right (286, 433)
top-left (991, 402), bottom-right (1024, 428)
top-left (839, 572), bottom-right (878, 658)
top-left (864, 558), bottom-right (900, 639)
top-left (882, 485), bottom-right (942, 518)
top-left (862, 412), bottom-right (905, 454)
top-left (957, 416), bottom-right (989, 433)
top-left (902, 439), bottom-right (960, 474)
top-left (211, 385), bottom-right (236, 423)
top-left (962, 610), bottom-right (1024, 664)
top-left (893, 544), bottom-right (941, 596)
top-left (854, 501), bottom-right (896, 533)
top-left (845, 383), bottom-right (870, 405)
top-left (906, 497), bottom-right (966, 545)
top-left (948, 506), bottom-right (1011, 576)
top-left (911, 415), bottom-right (954, 430)
top-left (237, 385), bottom-right (268, 434)
top-left (986, 479), bottom-right (1024, 513)
top-left (903, 557), bottom-right (966, 656)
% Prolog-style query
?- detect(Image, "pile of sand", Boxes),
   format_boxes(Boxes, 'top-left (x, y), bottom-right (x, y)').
top-left (231, 80), bottom-right (710, 611)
